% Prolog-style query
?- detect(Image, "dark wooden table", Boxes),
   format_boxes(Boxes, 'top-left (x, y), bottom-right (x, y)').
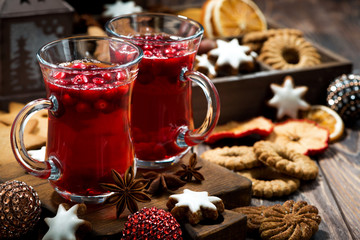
top-left (3, 0), bottom-right (360, 239)
top-left (247, 0), bottom-right (360, 239)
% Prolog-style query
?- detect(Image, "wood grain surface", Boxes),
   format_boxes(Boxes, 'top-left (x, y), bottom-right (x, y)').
top-left (2, 0), bottom-right (360, 239)
top-left (0, 150), bottom-right (252, 239)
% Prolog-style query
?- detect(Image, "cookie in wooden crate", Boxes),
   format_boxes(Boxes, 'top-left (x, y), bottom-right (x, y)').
top-left (258, 34), bottom-right (321, 70)
top-left (208, 39), bottom-right (258, 76)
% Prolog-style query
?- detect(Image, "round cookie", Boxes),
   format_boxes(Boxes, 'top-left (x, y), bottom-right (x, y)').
top-left (253, 141), bottom-right (319, 180)
top-left (260, 200), bottom-right (321, 240)
top-left (237, 167), bottom-right (300, 198)
top-left (200, 146), bottom-right (262, 171)
top-left (258, 34), bottom-right (321, 70)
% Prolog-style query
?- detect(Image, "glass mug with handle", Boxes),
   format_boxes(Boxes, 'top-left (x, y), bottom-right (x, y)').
top-left (106, 13), bottom-right (220, 169)
top-left (10, 36), bottom-right (143, 203)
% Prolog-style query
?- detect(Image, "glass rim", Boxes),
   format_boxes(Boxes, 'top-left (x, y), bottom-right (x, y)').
top-left (105, 12), bottom-right (204, 42)
top-left (36, 35), bottom-right (144, 71)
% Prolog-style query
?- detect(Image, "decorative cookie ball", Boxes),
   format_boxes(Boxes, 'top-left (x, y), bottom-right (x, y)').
top-left (327, 74), bottom-right (360, 124)
top-left (0, 180), bottom-right (41, 238)
top-left (122, 207), bottom-right (182, 240)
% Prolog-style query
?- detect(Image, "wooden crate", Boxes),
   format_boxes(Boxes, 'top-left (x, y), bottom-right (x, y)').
top-left (192, 41), bottom-right (352, 125)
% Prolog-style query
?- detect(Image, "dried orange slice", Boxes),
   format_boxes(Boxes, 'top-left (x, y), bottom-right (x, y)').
top-left (177, 8), bottom-right (203, 24)
top-left (267, 119), bottom-right (329, 155)
top-left (202, 0), bottom-right (217, 38)
top-left (212, 0), bottom-right (267, 37)
top-left (205, 116), bottom-right (274, 143)
top-left (300, 105), bottom-right (344, 143)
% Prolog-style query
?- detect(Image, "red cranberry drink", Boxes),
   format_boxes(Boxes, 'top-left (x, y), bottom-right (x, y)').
top-left (45, 60), bottom-right (134, 197)
top-left (106, 13), bottom-right (220, 169)
top-left (130, 35), bottom-right (196, 161)
top-left (11, 37), bottom-right (143, 203)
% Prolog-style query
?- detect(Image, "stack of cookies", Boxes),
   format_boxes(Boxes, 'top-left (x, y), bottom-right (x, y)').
top-left (200, 118), bottom-right (328, 199)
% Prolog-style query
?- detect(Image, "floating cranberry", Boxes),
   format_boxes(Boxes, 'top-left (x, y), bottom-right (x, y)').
top-left (94, 99), bottom-right (109, 112)
top-left (62, 93), bottom-right (77, 106)
top-left (122, 207), bottom-right (182, 240)
top-left (92, 77), bottom-right (105, 85)
top-left (164, 47), bottom-right (177, 57)
top-left (72, 74), bottom-right (89, 85)
top-left (143, 44), bottom-right (154, 51)
top-left (143, 50), bottom-right (153, 57)
top-left (101, 72), bottom-right (112, 81)
top-left (153, 48), bottom-right (163, 58)
top-left (176, 50), bottom-right (188, 57)
top-left (53, 79), bottom-right (70, 86)
top-left (72, 62), bottom-right (87, 69)
top-left (75, 102), bottom-right (91, 113)
top-left (53, 71), bottom-right (67, 79)
top-left (83, 83), bottom-right (96, 90)
top-left (153, 35), bottom-right (164, 40)
top-left (175, 43), bottom-right (188, 50)
top-left (116, 71), bottom-right (127, 81)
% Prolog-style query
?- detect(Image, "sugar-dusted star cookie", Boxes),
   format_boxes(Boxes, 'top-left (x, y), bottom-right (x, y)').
top-left (43, 204), bottom-right (91, 240)
top-left (166, 189), bottom-right (224, 225)
top-left (268, 76), bottom-right (310, 119)
top-left (208, 38), bottom-right (257, 75)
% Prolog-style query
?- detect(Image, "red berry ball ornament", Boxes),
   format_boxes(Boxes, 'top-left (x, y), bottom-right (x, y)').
top-left (0, 180), bottom-right (41, 238)
top-left (122, 207), bottom-right (182, 240)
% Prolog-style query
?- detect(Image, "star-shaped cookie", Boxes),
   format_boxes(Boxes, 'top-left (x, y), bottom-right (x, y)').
top-left (166, 189), bottom-right (224, 225)
top-left (268, 76), bottom-right (310, 119)
top-left (209, 38), bottom-right (256, 71)
top-left (103, 0), bottom-right (142, 17)
top-left (43, 204), bottom-right (87, 240)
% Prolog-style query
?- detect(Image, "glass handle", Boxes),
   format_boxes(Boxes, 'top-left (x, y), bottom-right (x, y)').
top-left (10, 96), bottom-right (61, 180)
top-left (176, 69), bottom-right (220, 148)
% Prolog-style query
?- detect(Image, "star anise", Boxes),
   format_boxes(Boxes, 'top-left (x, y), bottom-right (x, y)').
top-left (176, 153), bottom-right (205, 182)
top-left (142, 171), bottom-right (186, 195)
top-left (100, 166), bottom-right (151, 218)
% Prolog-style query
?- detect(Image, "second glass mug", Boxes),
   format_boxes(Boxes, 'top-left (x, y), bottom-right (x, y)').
top-left (106, 13), bottom-right (221, 169)
top-left (10, 36), bottom-right (143, 203)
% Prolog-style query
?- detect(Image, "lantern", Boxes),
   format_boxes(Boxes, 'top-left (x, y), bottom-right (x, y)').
top-left (0, 0), bottom-right (73, 109)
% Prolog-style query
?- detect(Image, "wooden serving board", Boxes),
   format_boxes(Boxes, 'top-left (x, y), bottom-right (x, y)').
top-left (0, 149), bottom-right (251, 239)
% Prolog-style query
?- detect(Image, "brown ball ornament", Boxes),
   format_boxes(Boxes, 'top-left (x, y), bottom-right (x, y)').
top-left (0, 180), bottom-right (41, 239)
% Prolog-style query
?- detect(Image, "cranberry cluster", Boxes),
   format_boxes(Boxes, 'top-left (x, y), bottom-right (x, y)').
top-left (134, 35), bottom-right (189, 58)
top-left (46, 60), bottom-right (131, 114)
top-left (122, 207), bottom-right (182, 240)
